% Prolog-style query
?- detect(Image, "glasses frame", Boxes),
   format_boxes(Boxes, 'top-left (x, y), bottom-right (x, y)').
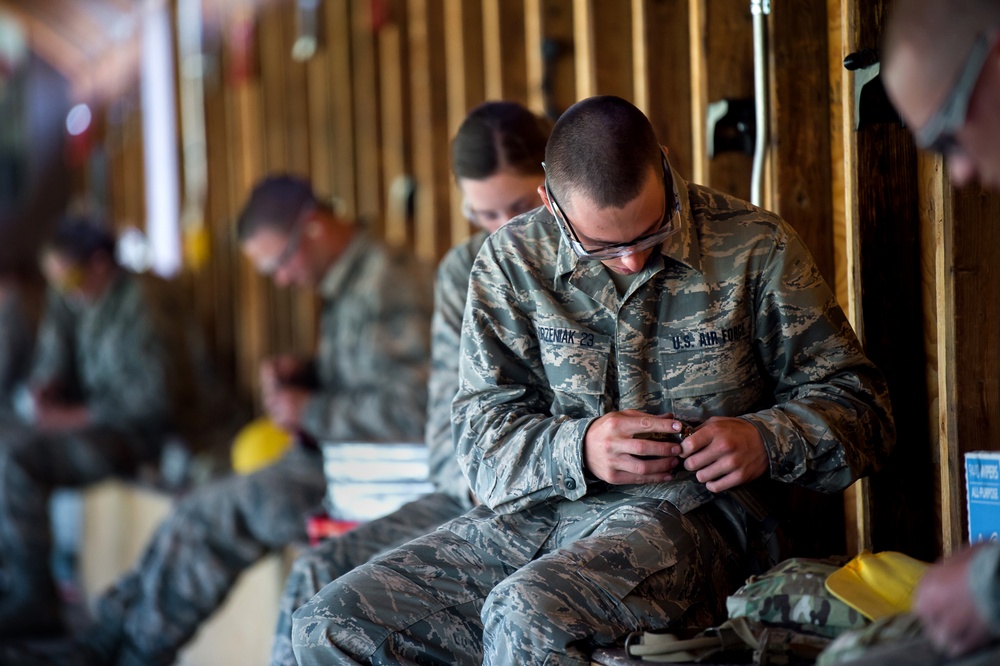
top-left (915, 29), bottom-right (995, 154)
top-left (259, 204), bottom-right (312, 276)
top-left (542, 152), bottom-right (679, 261)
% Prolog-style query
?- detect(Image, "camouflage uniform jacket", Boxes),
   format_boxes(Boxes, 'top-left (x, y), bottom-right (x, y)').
top-left (29, 272), bottom-right (211, 444)
top-left (300, 230), bottom-right (433, 443)
top-left (426, 230), bottom-right (487, 506)
top-left (454, 166), bottom-right (895, 515)
top-left (970, 544), bottom-right (1000, 635)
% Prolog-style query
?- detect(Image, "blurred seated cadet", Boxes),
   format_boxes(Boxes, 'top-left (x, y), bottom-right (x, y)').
top-left (884, 0), bottom-right (1000, 659)
top-left (0, 175), bottom-right (434, 666)
top-left (0, 216), bottom-right (215, 639)
top-left (274, 100), bottom-right (550, 665)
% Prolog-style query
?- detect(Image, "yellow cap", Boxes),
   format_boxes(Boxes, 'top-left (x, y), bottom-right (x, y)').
top-left (825, 550), bottom-right (930, 620)
top-left (231, 417), bottom-right (293, 474)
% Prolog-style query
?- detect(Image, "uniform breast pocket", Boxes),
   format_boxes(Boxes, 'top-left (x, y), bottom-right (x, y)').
top-left (659, 337), bottom-right (763, 421)
top-left (536, 320), bottom-right (611, 415)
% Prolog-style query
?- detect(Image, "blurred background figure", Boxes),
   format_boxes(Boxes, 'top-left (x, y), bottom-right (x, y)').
top-left (0, 215), bottom-right (215, 639)
top-left (277, 100), bottom-right (550, 665)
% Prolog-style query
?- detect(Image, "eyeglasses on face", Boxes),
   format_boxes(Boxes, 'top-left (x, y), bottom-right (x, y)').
top-left (542, 153), bottom-right (679, 261)
top-left (258, 204), bottom-right (312, 276)
top-left (914, 29), bottom-right (995, 155)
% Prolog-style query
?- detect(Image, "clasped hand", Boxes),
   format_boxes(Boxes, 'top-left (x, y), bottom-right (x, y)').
top-left (260, 355), bottom-right (312, 432)
top-left (583, 410), bottom-right (768, 492)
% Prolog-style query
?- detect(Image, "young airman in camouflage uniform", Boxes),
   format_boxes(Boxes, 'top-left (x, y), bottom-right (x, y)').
top-left (291, 97), bottom-right (895, 665)
top-left (273, 101), bottom-right (551, 665)
top-left (0, 217), bottom-right (214, 639)
top-left (269, 231), bottom-right (487, 665)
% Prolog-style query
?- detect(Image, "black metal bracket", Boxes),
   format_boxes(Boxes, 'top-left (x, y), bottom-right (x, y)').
top-left (844, 48), bottom-right (903, 130)
top-left (706, 98), bottom-right (755, 158)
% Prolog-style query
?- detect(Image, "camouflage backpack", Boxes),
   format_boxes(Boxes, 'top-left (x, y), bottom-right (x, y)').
top-left (622, 558), bottom-right (870, 664)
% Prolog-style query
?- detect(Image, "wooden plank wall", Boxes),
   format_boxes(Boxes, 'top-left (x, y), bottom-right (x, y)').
top-left (95, 0), bottom-right (1000, 559)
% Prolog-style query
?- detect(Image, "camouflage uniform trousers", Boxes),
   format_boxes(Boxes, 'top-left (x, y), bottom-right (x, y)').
top-left (0, 423), bottom-right (156, 638)
top-left (84, 445), bottom-right (326, 666)
top-left (292, 490), bottom-right (746, 666)
top-left (271, 491), bottom-right (467, 665)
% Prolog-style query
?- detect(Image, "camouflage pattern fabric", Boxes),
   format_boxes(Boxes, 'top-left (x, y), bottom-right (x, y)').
top-left (970, 544), bottom-right (1000, 637)
top-left (68, 233), bottom-right (434, 666)
top-left (425, 230), bottom-right (486, 505)
top-left (270, 492), bottom-right (465, 665)
top-left (272, 232), bottom-right (484, 664)
top-left (726, 558), bottom-right (868, 639)
top-left (0, 273), bottom-right (212, 637)
top-left (300, 231), bottom-right (434, 442)
top-left (291, 168), bottom-right (894, 664)
top-left (0, 281), bottom-right (42, 423)
top-left (454, 167), bottom-right (894, 516)
top-left (293, 494), bottom-right (744, 665)
top-left (817, 612), bottom-right (927, 664)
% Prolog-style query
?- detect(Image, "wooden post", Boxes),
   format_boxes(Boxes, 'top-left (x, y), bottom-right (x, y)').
top-left (631, 0), bottom-right (692, 180)
top-left (688, 0), bottom-right (752, 201)
top-left (352, 0), bottom-right (384, 229)
top-left (327, 0), bottom-right (358, 218)
top-left (841, 0), bottom-right (936, 562)
top-left (380, 2), bottom-right (413, 248)
top-left (444, 0), bottom-right (485, 247)
top-left (408, 0), bottom-right (451, 262)
top-left (524, 0), bottom-right (575, 120)
top-left (483, 0), bottom-right (528, 105)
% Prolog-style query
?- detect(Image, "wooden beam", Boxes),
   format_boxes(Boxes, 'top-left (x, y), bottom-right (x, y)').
top-left (524, 0), bottom-right (574, 120)
top-left (380, 1), bottom-right (413, 247)
top-left (632, 0), bottom-right (691, 179)
top-left (408, 0), bottom-right (451, 262)
top-left (769, 5), bottom-right (834, 284)
top-left (327, 0), bottom-right (358, 218)
top-left (842, 0), bottom-right (936, 562)
top-left (444, 0), bottom-right (485, 248)
top-left (689, 0), bottom-right (753, 201)
top-left (482, 0), bottom-right (528, 105)
top-left (352, 0), bottom-right (384, 228)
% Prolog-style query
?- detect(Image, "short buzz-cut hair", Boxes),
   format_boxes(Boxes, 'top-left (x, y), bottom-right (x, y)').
top-left (544, 95), bottom-right (662, 210)
top-left (236, 174), bottom-right (322, 241)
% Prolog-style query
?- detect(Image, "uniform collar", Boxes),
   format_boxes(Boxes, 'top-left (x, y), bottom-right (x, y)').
top-left (318, 229), bottom-right (368, 299)
top-left (553, 162), bottom-right (703, 284)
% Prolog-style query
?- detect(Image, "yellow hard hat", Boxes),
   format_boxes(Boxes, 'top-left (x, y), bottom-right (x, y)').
top-left (231, 417), bottom-right (293, 474)
top-left (824, 550), bottom-right (930, 620)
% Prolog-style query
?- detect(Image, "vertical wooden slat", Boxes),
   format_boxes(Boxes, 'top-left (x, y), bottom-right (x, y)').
top-left (327, 0), bottom-right (358, 218)
top-left (258, 5), bottom-right (290, 173)
top-left (769, 4), bottom-right (834, 284)
top-left (843, 0), bottom-right (936, 562)
top-left (571, 0), bottom-right (632, 102)
top-left (306, 4), bottom-right (335, 196)
top-left (482, 0), bottom-right (528, 105)
top-left (444, 0), bottom-right (485, 247)
top-left (408, 0), bottom-right (451, 262)
top-left (949, 186), bottom-right (1000, 549)
top-left (632, 0), bottom-right (691, 179)
top-left (691, 0), bottom-right (753, 201)
top-left (352, 0), bottom-right (384, 229)
top-left (572, 0), bottom-right (594, 99)
top-left (525, 0), bottom-right (574, 120)
top-left (381, 1), bottom-right (413, 247)
top-left (589, 0), bottom-right (632, 100)
top-left (924, 153), bottom-right (954, 555)
top-left (284, 4), bottom-right (313, 177)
